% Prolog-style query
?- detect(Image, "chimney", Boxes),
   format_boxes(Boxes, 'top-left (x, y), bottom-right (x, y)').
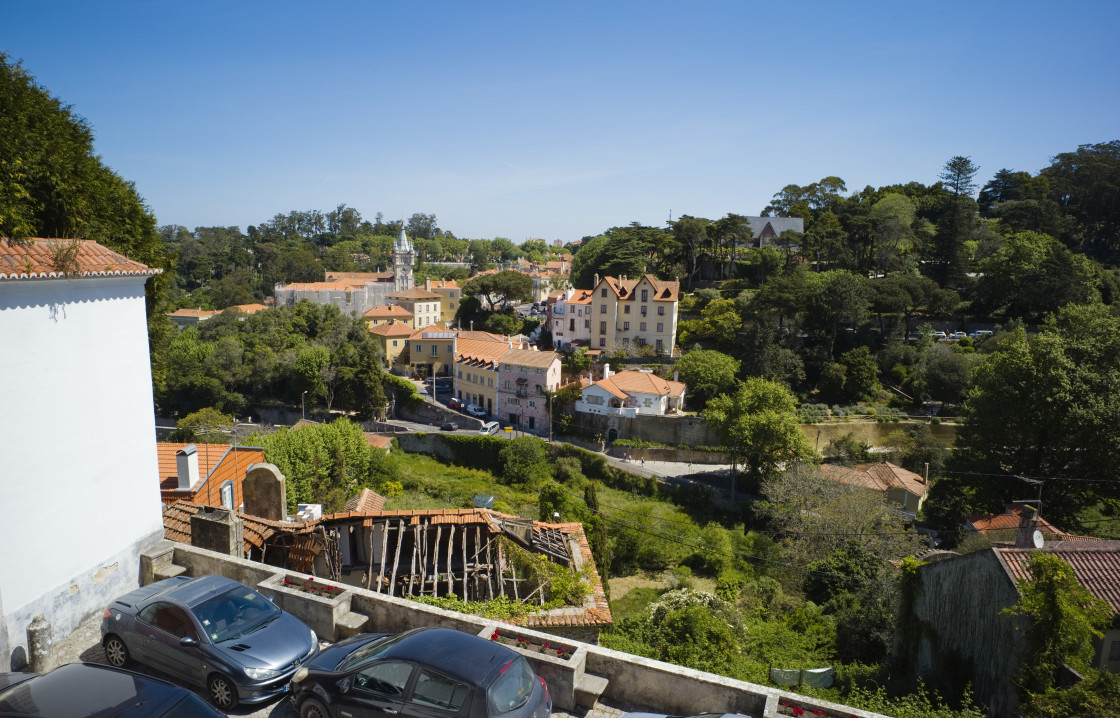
top-left (673, 370), bottom-right (679, 382)
top-left (176, 445), bottom-right (199, 490)
top-left (594, 273), bottom-right (599, 287)
top-left (425, 277), bottom-right (432, 291)
top-left (603, 363), bottom-right (612, 380)
top-left (1015, 504), bottom-right (1040, 548)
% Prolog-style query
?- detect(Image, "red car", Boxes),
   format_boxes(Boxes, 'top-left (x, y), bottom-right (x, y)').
top-left (448, 397), bottom-right (463, 410)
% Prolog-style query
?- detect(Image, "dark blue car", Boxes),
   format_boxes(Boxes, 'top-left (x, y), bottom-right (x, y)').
top-left (0, 662), bottom-right (223, 717)
top-left (289, 627), bottom-right (552, 718)
top-left (100, 574), bottom-right (318, 710)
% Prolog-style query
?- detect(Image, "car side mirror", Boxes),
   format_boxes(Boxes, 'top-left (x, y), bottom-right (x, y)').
top-left (180, 636), bottom-right (199, 647)
top-left (337, 677), bottom-right (352, 694)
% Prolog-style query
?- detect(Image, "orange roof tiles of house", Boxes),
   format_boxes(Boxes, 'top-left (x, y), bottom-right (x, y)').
top-left (499, 348), bottom-right (559, 369)
top-left (998, 541), bottom-right (1120, 615)
top-left (969, 503), bottom-right (1073, 538)
top-left (424, 279), bottom-right (459, 289)
top-left (596, 370), bottom-right (685, 399)
top-left (0, 238), bottom-right (161, 280)
top-left (601, 274), bottom-right (680, 302)
top-left (169, 308), bottom-right (217, 319)
top-left (819, 461), bottom-right (928, 498)
top-left (457, 337), bottom-right (526, 364)
top-left (364, 305), bottom-right (414, 319)
top-left (157, 442), bottom-right (236, 489)
top-left (364, 433), bottom-right (393, 450)
top-left (156, 443), bottom-right (266, 509)
top-left (234, 303), bottom-right (269, 314)
top-left (369, 320), bottom-right (415, 337)
top-left (386, 288), bottom-right (441, 300)
top-left (341, 487), bottom-right (387, 513)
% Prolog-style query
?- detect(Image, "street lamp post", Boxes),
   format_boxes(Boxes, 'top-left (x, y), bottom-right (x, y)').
top-left (301, 390), bottom-right (307, 420)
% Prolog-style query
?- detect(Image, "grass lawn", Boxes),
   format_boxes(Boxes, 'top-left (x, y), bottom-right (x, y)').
top-left (381, 450), bottom-right (540, 517)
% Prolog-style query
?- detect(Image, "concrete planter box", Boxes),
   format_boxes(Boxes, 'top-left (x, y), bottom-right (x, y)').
top-left (478, 623), bottom-right (586, 711)
top-left (258, 573), bottom-right (353, 642)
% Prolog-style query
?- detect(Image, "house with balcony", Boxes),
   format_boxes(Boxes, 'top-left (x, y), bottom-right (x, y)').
top-left (589, 274), bottom-right (679, 356)
top-left (575, 366), bottom-right (686, 417)
top-left (549, 287), bottom-right (593, 348)
top-left (497, 349), bottom-right (561, 434)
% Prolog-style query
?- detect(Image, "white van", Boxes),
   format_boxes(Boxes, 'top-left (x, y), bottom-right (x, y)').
top-left (478, 421), bottom-right (501, 435)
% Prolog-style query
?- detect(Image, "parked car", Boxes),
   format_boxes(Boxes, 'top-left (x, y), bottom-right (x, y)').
top-left (947, 331), bottom-right (968, 341)
top-left (101, 574), bottom-right (319, 710)
top-left (448, 397), bottom-right (463, 410)
top-left (0, 662), bottom-right (224, 717)
top-left (440, 422), bottom-right (458, 431)
top-left (465, 404), bottom-right (487, 418)
top-left (970, 329), bottom-right (994, 339)
top-left (289, 627), bottom-right (552, 718)
top-left (929, 331), bottom-right (947, 341)
top-left (478, 421), bottom-right (501, 435)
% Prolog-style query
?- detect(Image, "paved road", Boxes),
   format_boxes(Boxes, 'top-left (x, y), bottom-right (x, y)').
top-left (44, 617), bottom-right (646, 718)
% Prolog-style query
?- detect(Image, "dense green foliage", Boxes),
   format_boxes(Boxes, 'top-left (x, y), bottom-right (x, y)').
top-left (160, 301), bottom-right (387, 418)
top-left (257, 418), bottom-right (397, 513)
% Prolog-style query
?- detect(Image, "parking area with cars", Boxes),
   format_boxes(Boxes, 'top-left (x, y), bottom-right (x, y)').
top-left (39, 613), bottom-right (645, 718)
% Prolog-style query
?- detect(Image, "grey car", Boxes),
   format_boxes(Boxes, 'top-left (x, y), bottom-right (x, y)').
top-left (100, 574), bottom-right (318, 710)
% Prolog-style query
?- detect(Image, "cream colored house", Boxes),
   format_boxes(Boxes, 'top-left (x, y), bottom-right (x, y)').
top-left (575, 366), bottom-right (686, 417)
top-left (423, 278), bottom-right (461, 324)
top-left (386, 288), bottom-right (442, 329)
top-left (363, 304), bottom-right (415, 328)
top-left (590, 274), bottom-right (679, 356)
top-left (369, 320), bottom-right (415, 367)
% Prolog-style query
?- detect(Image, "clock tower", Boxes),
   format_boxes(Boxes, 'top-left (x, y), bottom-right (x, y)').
top-left (393, 225), bottom-right (414, 291)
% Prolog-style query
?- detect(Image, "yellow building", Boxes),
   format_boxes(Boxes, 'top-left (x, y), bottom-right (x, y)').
top-left (423, 278), bottom-right (461, 324)
top-left (590, 274), bottom-right (679, 356)
top-left (386, 288), bottom-right (443, 329)
top-left (363, 304), bottom-right (415, 328)
top-left (368, 320), bottom-right (414, 367)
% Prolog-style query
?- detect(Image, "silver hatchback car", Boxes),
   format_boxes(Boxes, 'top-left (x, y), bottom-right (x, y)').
top-left (101, 575), bottom-right (318, 710)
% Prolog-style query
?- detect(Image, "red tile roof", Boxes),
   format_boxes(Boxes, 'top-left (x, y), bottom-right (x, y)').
top-left (364, 433), bottom-right (394, 450)
top-left (598, 274), bottom-right (679, 302)
top-left (369, 320), bottom-right (415, 337)
top-left (156, 442), bottom-right (265, 509)
top-left (0, 238), bottom-right (161, 280)
top-left (591, 370), bottom-right (685, 400)
top-left (820, 461), bottom-right (928, 498)
top-left (969, 503), bottom-right (1074, 539)
top-left (341, 487), bottom-right (387, 513)
top-left (998, 541), bottom-right (1120, 615)
top-left (387, 288), bottom-right (441, 300)
top-left (364, 305), bottom-right (414, 319)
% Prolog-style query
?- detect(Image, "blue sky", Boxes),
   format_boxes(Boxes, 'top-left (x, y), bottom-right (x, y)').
top-left (6, 1), bottom-right (1118, 243)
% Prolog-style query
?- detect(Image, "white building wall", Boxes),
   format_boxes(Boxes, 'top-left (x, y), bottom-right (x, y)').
top-left (0, 276), bottom-right (165, 668)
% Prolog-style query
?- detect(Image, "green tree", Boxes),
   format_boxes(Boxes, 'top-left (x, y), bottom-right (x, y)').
top-left (839, 346), bottom-right (881, 401)
top-left (955, 304), bottom-right (1120, 525)
top-left (1001, 552), bottom-right (1112, 692)
top-left (499, 436), bottom-right (551, 486)
top-left (168, 407), bottom-right (237, 444)
top-left (705, 378), bottom-right (814, 492)
top-left (673, 350), bottom-right (740, 410)
top-left (462, 270), bottom-right (533, 310)
top-left (933, 155), bottom-right (980, 285)
top-left (260, 418), bottom-right (396, 513)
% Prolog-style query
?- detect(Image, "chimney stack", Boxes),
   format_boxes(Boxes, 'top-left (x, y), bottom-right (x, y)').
top-left (176, 445), bottom-right (199, 490)
top-left (1015, 504), bottom-right (1040, 548)
top-left (425, 277), bottom-right (432, 291)
top-left (603, 363), bottom-right (612, 379)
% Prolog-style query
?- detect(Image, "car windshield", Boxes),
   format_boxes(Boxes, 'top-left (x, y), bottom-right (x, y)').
top-left (487, 659), bottom-right (536, 717)
top-left (192, 587), bottom-right (281, 642)
top-left (338, 633), bottom-right (406, 671)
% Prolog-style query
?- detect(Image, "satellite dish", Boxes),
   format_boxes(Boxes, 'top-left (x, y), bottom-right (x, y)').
top-left (1032, 530), bottom-right (1045, 549)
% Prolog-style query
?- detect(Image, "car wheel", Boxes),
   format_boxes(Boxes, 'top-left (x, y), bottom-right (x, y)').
top-left (103, 635), bottom-right (129, 667)
top-left (300, 697), bottom-right (333, 718)
top-left (208, 673), bottom-right (239, 711)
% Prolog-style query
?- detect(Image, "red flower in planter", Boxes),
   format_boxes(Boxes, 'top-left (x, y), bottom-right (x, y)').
top-left (556, 649), bottom-right (564, 656)
top-left (490, 633), bottom-right (499, 641)
top-left (542, 642), bottom-right (550, 649)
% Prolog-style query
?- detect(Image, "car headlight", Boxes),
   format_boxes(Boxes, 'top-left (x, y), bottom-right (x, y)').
top-left (310, 629), bottom-right (317, 646)
top-left (244, 667), bottom-right (282, 680)
top-left (293, 667), bottom-right (308, 684)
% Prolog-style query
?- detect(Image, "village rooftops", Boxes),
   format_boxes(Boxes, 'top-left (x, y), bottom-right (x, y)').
top-left (592, 370), bottom-right (685, 401)
top-left (499, 347), bottom-right (559, 369)
top-left (368, 320), bottom-right (415, 337)
top-left (0, 238), bottom-right (161, 280)
top-left (601, 274), bottom-right (679, 302)
top-left (386, 287), bottom-right (441, 300)
top-left (819, 461), bottom-right (927, 498)
top-left (326, 271), bottom-right (394, 282)
top-left (364, 304), bottom-right (414, 320)
top-left (998, 540), bottom-right (1120, 615)
top-left (968, 502), bottom-right (1086, 540)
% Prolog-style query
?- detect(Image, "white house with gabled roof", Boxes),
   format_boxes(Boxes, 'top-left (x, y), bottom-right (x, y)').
top-left (575, 365), bottom-right (686, 417)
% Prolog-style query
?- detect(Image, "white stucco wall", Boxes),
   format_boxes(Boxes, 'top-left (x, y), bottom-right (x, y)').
top-left (0, 276), bottom-right (165, 666)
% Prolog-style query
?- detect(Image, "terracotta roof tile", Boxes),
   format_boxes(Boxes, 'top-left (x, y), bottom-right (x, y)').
top-left (499, 349), bottom-right (559, 369)
top-left (369, 320), bottom-right (415, 336)
top-left (364, 433), bottom-right (393, 450)
top-left (820, 461), bottom-right (928, 498)
top-left (998, 541), bottom-right (1120, 615)
top-left (0, 238), bottom-right (161, 280)
top-left (341, 488), bottom-right (387, 513)
top-left (387, 288), bottom-right (442, 300)
top-left (969, 503), bottom-right (1071, 537)
top-left (591, 371), bottom-right (685, 400)
top-left (364, 305), bottom-right (414, 319)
